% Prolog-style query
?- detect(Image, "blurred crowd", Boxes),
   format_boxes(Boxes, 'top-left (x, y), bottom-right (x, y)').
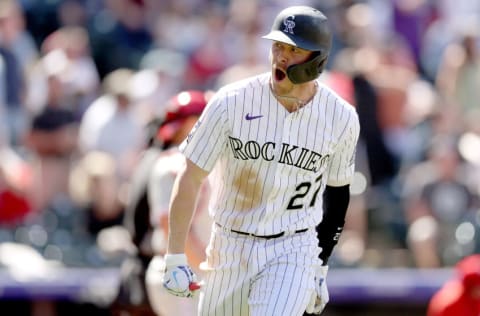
top-left (0, 0), bottom-right (480, 279)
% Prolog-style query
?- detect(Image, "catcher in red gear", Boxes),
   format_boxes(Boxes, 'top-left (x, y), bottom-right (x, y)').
top-left (427, 254), bottom-right (480, 316)
top-left (112, 90), bottom-right (211, 316)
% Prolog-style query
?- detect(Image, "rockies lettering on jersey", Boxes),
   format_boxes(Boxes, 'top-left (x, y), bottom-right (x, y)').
top-left (228, 136), bottom-right (330, 172)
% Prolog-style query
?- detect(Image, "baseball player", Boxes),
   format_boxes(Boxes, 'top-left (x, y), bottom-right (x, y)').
top-left (149, 6), bottom-right (360, 316)
top-left (113, 90), bottom-right (211, 316)
top-left (145, 90), bottom-right (213, 316)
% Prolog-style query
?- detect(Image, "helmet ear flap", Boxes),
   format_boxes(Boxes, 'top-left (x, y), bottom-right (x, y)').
top-left (317, 56), bottom-right (328, 72)
top-left (286, 53), bottom-right (328, 84)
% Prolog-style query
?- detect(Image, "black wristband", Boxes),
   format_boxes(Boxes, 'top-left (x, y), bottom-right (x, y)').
top-left (316, 185), bottom-right (350, 264)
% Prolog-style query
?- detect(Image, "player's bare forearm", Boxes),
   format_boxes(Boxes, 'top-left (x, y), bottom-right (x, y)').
top-left (167, 158), bottom-right (208, 254)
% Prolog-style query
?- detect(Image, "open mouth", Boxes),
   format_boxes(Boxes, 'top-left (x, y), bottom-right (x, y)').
top-left (274, 68), bottom-right (286, 81)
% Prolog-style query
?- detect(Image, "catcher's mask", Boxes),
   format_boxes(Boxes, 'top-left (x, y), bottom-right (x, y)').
top-left (263, 6), bottom-right (332, 84)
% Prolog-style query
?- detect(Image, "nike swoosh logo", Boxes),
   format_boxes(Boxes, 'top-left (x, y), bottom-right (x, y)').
top-left (245, 113), bottom-right (263, 120)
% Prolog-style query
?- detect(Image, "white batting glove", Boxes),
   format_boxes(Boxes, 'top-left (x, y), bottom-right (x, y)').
top-left (160, 254), bottom-right (201, 298)
top-left (306, 265), bottom-right (329, 315)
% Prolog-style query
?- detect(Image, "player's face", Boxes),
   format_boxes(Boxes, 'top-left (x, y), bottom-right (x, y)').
top-left (270, 41), bottom-right (312, 86)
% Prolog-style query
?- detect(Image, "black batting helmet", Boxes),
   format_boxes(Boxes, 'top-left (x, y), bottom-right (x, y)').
top-left (263, 6), bottom-right (332, 84)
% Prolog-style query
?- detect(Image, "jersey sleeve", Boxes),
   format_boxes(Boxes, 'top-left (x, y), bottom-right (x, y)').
top-left (326, 106), bottom-right (360, 186)
top-left (179, 90), bottom-right (229, 172)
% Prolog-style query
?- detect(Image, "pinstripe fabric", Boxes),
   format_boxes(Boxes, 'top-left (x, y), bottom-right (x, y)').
top-left (199, 224), bottom-right (319, 316)
top-left (180, 72), bottom-right (360, 235)
top-left (179, 72), bottom-right (359, 315)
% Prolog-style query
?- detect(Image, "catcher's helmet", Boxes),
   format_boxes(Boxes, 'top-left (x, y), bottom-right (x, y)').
top-left (157, 90), bottom-right (208, 145)
top-left (263, 6), bottom-right (332, 84)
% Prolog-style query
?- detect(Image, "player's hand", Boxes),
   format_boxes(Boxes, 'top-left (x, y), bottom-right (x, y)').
top-left (161, 253), bottom-right (201, 298)
top-left (305, 265), bottom-right (329, 315)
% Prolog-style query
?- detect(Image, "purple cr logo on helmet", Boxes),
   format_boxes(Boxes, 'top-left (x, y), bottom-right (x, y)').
top-left (283, 15), bottom-right (296, 34)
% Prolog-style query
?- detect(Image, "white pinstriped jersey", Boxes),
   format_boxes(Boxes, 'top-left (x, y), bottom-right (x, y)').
top-left (180, 72), bottom-right (360, 236)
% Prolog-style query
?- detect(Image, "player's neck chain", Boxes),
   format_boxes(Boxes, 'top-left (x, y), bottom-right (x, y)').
top-left (270, 81), bottom-right (318, 113)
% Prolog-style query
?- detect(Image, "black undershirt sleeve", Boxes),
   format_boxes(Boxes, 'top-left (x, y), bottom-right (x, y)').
top-left (316, 184), bottom-right (350, 265)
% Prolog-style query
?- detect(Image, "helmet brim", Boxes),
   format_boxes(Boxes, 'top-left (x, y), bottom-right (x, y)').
top-left (262, 31), bottom-right (318, 52)
top-left (262, 31), bottom-right (297, 46)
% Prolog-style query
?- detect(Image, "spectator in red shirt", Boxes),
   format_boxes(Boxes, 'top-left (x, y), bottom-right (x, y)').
top-left (428, 254), bottom-right (480, 316)
top-left (0, 149), bottom-right (32, 225)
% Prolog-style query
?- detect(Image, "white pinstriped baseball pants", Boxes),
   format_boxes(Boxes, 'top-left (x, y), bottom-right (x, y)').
top-left (198, 223), bottom-right (320, 316)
